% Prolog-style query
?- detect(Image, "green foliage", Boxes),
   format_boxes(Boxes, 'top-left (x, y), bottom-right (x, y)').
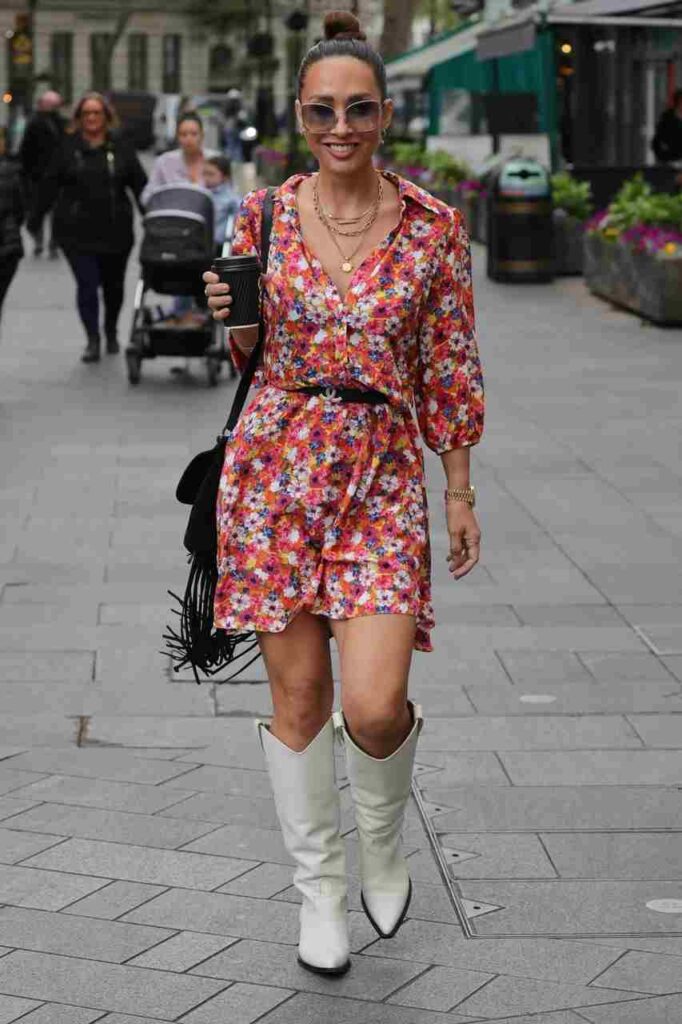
top-left (607, 174), bottom-right (682, 231)
top-left (425, 149), bottom-right (472, 185)
top-left (551, 173), bottom-right (593, 222)
top-left (387, 141), bottom-right (427, 168)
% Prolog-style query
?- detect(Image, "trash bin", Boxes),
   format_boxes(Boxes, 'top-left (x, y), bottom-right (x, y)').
top-left (487, 159), bottom-right (554, 283)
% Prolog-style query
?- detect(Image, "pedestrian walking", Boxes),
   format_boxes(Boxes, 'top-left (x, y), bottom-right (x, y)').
top-left (28, 92), bottom-right (147, 364)
top-left (143, 111), bottom-right (214, 326)
top-left (18, 89), bottom-right (65, 258)
top-left (0, 127), bottom-right (24, 328)
top-left (652, 89), bottom-right (682, 165)
top-left (141, 111), bottom-right (212, 207)
top-left (203, 9), bottom-right (484, 976)
top-left (203, 155), bottom-right (241, 250)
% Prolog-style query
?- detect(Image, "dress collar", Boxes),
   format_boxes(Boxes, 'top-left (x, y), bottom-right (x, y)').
top-left (277, 170), bottom-right (445, 218)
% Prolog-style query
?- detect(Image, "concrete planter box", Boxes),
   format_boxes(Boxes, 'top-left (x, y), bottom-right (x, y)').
top-left (584, 232), bottom-right (682, 325)
top-left (553, 213), bottom-right (585, 276)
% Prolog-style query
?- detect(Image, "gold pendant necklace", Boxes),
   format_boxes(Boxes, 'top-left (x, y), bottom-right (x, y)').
top-left (314, 174), bottom-right (384, 273)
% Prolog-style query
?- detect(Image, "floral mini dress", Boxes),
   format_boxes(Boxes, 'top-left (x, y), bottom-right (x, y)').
top-left (214, 172), bottom-right (484, 652)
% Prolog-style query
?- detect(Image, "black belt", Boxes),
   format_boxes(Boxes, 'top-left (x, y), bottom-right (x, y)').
top-left (288, 385), bottom-right (388, 406)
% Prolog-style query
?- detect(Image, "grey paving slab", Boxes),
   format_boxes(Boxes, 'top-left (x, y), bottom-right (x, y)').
top-left (414, 753), bottom-right (511, 786)
top-left (499, 750), bottom-right (682, 786)
top-left (0, 651), bottom-right (94, 681)
top-left (496, 651), bottom-right (593, 685)
top-left (436, 832), bottom-right (556, 879)
top-left (6, 803), bottom-right (216, 851)
top-left (0, 906), bottom-right (173, 963)
top-left (12, 775), bottom-right (196, 814)
top-left (579, 994), bottom-right (682, 1023)
top-left (637, 625), bottom-right (682, 655)
top-left (0, 863), bottom-right (107, 910)
top-left (460, 880), bottom-right (682, 936)
top-left (399, 684), bottom-right (476, 717)
top-left (578, 936), bottom-right (682, 955)
top-left (387, 965), bottom-right (494, 1010)
top-left (364, 922), bottom-right (623, 983)
top-left (192, 938), bottom-right (427, 1000)
top-left (15, 1005), bottom-right (106, 1024)
top-left (0, 995), bottom-right (41, 1023)
top-left (580, 652), bottom-right (673, 683)
top-left (513, 605), bottom-right (623, 627)
top-left (0, 950), bottom-right (228, 1020)
top-left (450, 1015), bottom-right (587, 1024)
top-left (61, 881), bottom-right (168, 920)
top-left (466, 681), bottom-right (682, 716)
top-left (254, 990), bottom-right (490, 1023)
top-left (219, 863), bottom-right (295, 899)
top-left (0, 827), bottom-right (64, 864)
top-left (0, 767), bottom-right (44, 797)
top-left (419, 715), bottom-right (639, 752)
top-left (122, 888), bottom-right (302, 944)
top-left (543, 832), bottom-right (682, 880)
top-left (456, 975), bottom-right (648, 1018)
top-left (24, 839), bottom-right (257, 890)
top-left (590, 949), bottom-right (682, 993)
top-left (628, 714), bottom-right (682, 748)
top-left (3, 749), bottom-right (196, 785)
top-left (179, 982), bottom-right (293, 1024)
top-left (159, 793), bottom-right (281, 828)
top-left (420, 785), bottom-right (682, 831)
top-left (182, 825), bottom-right (292, 864)
top-left (130, 932), bottom-right (237, 972)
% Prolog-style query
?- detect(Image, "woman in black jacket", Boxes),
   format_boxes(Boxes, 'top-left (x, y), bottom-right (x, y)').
top-left (29, 92), bottom-right (148, 363)
top-left (0, 127), bottom-right (24, 328)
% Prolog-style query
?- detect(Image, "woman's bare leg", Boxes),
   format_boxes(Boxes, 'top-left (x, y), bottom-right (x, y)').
top-left (257, 610), bottom-right (334, 751)
top-left (331, 614), bottom-right (415, 758)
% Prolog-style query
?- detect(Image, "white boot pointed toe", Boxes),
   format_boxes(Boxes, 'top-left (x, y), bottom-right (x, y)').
top-left (335, 704), bottom-right (423, 940)
top-left (258, 718), bottom-right (351, 976)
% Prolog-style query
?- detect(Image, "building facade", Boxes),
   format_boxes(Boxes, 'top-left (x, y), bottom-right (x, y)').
top-left (1, 0), bottom-right (383, 136)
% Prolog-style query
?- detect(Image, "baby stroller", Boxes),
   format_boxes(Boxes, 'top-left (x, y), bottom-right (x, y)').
top-left (126, 183), bottom-right (236, 387)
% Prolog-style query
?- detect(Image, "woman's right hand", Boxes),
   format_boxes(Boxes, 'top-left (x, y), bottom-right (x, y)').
top-left (202, 271), bottom-right (232, 320)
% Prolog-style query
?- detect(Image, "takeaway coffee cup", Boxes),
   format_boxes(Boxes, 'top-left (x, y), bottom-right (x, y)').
top-left (212, 254), bottom-right (261, 328)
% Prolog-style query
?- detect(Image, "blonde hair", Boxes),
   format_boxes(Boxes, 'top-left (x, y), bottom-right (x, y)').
top-left (69, 91), bottom-right (119, 134)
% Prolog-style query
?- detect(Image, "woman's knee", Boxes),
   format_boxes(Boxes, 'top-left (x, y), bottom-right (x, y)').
top-left (343, 690), bottom-right (410, 749)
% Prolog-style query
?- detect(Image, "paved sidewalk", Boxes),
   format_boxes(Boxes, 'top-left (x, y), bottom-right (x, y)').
top-left (0, 238), bottom-right (681, 1023)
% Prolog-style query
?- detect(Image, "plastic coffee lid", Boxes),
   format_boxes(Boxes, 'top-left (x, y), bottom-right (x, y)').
top-left (213, 255), bottom-right (260, 272)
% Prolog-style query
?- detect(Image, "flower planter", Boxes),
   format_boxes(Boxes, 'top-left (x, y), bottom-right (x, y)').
top-left (553, 213), bottom-right (585, 276)
top-left (584, 232), bottom-right (682, 325)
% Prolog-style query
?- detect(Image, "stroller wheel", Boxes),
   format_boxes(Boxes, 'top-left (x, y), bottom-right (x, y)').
top-left (126, 349), bottom-right (142, 386)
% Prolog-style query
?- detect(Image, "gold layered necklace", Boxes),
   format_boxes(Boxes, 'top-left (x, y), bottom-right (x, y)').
top-left (313, 173), bottom-right (384, 274)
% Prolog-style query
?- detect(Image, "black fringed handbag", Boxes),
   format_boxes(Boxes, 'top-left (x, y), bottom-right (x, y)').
top-left (164, 187), bottom-right (275, 683)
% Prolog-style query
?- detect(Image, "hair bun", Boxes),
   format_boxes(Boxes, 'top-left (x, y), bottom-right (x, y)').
top-left (323, 10), bottom-right (366, 41)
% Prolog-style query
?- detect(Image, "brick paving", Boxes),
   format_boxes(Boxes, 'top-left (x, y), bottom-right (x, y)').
top-left (0, 235), bottom-right (681, 1022)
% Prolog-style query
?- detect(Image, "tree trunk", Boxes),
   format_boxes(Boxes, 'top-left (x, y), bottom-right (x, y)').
top-left (379, 0), bottom-right (420, 60)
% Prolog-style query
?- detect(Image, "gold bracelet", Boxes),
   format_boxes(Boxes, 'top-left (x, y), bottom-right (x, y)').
top-left (445, 486), bottom-right (476, 508)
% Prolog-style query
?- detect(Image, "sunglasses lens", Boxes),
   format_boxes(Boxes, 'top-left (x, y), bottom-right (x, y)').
top-left (302, 104), bottom-right (336, 133)
top-left (346, 101), bottom-right (381, 132)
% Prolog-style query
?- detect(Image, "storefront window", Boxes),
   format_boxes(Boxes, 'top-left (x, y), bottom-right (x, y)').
top-left (90, 33), bottom-right (113, 92)
top-left (128, 33), bottom-right (148, 91)
top-left (51, 32), bottom-right (73, 103)
top-left (162, 35), bottom-right (182, 94)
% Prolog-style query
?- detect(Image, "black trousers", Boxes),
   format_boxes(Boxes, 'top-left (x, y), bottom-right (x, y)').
top-left (62, 248), bottom-right (131, 338)
top-left (0, 256), bottom-right (20, 324)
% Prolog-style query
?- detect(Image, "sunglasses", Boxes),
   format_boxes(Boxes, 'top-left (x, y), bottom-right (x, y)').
top-left (300, 100), bottom-right (383, 134)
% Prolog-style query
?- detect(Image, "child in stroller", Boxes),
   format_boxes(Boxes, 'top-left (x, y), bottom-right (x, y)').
top-left (125, 181), bottom-right (237, 386)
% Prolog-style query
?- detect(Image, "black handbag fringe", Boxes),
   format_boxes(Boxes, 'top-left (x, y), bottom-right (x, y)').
top-left (163, 551), bottom-right (260, 684)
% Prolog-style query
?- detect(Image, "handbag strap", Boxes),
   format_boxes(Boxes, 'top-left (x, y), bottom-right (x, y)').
top-left (221, 186), bottom-right (275, 436)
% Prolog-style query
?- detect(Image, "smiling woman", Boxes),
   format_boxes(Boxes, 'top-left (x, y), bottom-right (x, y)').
top-left (201, 7), bottom-right (484, 980)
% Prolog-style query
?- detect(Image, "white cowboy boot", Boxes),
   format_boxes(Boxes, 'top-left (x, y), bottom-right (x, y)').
top-left (335, 703), bottom-right (423, 939)
top-left (257, 718), bottom-right (351, 975)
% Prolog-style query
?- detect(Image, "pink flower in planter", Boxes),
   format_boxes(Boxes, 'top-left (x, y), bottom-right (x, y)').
top-left (620, 224), bottom-right (682, 256)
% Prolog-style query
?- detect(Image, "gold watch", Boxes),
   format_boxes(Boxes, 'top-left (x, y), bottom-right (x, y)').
top-left (444, 486), bottom-right (476, 508)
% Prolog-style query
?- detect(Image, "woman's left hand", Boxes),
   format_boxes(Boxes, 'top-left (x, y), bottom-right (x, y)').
top-left (445, 503), bottom-right (481, 579)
